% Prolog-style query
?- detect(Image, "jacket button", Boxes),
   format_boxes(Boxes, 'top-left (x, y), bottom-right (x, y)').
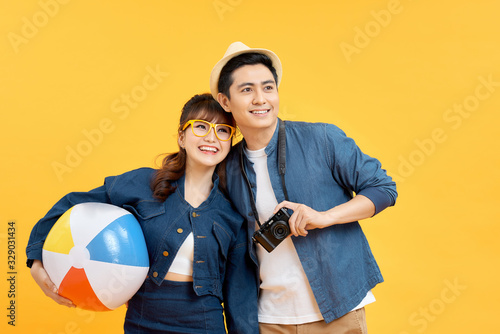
top-left (163, 251), bottom-right (169, 257)
top-left (152, 272), bottom-right (158, 278)
top-left (192, 212), bottom-right (200, 217)
top-left (177, 228), bottom-right (183, 233)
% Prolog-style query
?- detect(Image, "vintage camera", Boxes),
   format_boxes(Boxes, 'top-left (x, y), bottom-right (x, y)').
top-left (252, 208), bottom-right (291, 253)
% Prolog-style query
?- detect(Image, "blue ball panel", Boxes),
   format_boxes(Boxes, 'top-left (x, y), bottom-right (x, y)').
top-left (86, 214), bottom-right (149, 267)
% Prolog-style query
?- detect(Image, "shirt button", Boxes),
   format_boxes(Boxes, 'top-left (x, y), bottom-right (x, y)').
top-left (163, 251), bottom-right (169, 257)
top-left (177, 228), bottom-right (183, 234)
top-left (152, 272), bottom-right (158, 278)
top-left (192, 212), bottom-right (200, 217)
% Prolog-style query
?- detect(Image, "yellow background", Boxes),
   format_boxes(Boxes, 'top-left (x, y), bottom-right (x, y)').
top-left (1, 0), bottom-right (499, 333)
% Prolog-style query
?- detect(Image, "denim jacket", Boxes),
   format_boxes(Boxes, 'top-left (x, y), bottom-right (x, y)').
top-left (26, 167), bottom-right (259, 333)
top-left (225, 120), bottom-right (398, 323)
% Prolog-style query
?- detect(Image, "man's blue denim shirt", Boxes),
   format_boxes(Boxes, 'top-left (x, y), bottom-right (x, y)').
top-left (26, 168), bottom-right (259, 333)
top-left (224, 119), bottom-right (398, 323)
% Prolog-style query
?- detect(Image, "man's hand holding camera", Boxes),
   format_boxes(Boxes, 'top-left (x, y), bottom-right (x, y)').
top-left (273, 201), bottom-right (331, 237)
top-left (274, 195), bottom-right (376, 237)
top-left (253, 195), bottom-right (376, 252)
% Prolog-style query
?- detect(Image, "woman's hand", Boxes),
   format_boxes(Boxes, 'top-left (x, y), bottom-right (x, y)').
top-left (30, 260), bottom-right (76, 308)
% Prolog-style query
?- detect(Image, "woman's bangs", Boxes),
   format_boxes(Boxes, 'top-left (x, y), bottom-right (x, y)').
top-left (191, 107), bottom-right (233, 126)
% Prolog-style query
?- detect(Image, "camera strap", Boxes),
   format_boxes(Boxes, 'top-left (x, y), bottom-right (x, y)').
top-left (239, 118), bottom-right (289, 227)
top-left (278, 119), bottom-right (290, 202)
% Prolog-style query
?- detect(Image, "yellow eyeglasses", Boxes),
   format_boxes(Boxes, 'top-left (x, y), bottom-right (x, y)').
top-left (182, 120), bottom-right (236, 141)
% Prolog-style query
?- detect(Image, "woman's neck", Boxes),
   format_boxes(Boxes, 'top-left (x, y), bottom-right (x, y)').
top-left (184, 165), bottom-right (215, 208)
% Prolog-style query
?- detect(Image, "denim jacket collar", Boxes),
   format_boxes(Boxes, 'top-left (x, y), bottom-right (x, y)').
top-left (264, 119), bottom-right (280, 156)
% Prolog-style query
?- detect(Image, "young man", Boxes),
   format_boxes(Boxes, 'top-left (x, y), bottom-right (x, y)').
top-left (210, 42), bottom-right (397, 333)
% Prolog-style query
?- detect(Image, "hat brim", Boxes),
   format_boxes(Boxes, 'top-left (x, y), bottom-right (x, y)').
top-left (210, 47), bottom-right (282, 99)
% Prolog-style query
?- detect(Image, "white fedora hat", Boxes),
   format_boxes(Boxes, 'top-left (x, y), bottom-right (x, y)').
top-left (209, 41), bottom-right (282, 99)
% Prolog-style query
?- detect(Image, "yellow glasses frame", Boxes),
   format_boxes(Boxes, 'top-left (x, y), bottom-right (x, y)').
top-left (182, 119), bottom-right (236, 141)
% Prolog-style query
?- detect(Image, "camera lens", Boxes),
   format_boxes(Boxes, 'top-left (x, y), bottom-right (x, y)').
top-left (272, 221), bottom-right (289, 240)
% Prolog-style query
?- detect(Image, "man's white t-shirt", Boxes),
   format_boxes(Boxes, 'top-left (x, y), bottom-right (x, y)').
top-left (246, 147), bottom-right (375, 324)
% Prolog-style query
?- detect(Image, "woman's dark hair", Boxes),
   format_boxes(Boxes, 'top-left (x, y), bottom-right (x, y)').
top-left (218, 52), bottom-right (278, 99)
top-left (151, 93), bottom-right (235, 201)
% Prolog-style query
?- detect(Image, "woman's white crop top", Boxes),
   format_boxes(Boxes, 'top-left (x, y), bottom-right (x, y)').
top-left (168, 232), bottom-right (194, 276)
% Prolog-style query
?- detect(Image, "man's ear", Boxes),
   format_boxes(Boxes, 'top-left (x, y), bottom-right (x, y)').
top-left (217, 92), bottom-right (231, 113)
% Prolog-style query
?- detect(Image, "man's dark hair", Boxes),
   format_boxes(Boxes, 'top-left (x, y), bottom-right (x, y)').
top-left (218, 52), bottom-right (278, 99)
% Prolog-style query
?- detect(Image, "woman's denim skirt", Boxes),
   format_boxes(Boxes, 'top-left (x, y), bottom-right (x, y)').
top-left (124, 278), bottom-right (226, 334)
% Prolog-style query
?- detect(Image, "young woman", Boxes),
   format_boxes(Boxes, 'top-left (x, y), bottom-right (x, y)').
top-left (26, 93), bottom-right (258, 334)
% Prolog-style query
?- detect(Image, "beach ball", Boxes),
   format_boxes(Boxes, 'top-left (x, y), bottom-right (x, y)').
top-left (42, 202), bottom-right (149, 311)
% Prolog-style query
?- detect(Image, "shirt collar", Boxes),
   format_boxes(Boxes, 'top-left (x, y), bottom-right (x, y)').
top-left (241, 118), bottom-right (281, 157)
